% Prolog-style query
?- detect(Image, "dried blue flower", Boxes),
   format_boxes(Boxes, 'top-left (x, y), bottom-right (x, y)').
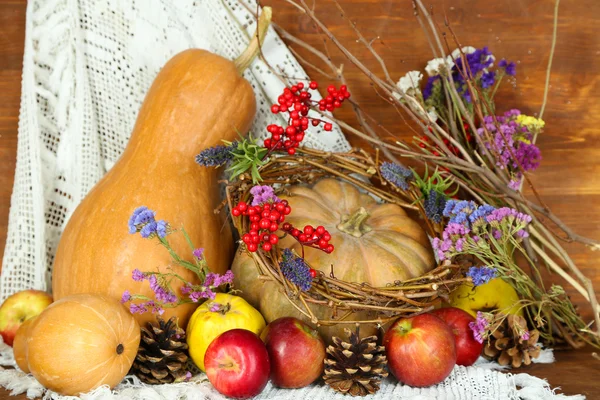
top-left (280, 249), bottom-right (313, 291)
top-left (129, 207), bottom-right (168, 238)
top-left (467, 266), bottom-right (497, 287)
top-left (195, 142), bottom-right (237, 167)
top-left (380, 162), bottom-right (413, 190)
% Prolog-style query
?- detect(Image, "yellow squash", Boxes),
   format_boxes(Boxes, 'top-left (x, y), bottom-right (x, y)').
top-left (186, 293), bottom-right (266, 371)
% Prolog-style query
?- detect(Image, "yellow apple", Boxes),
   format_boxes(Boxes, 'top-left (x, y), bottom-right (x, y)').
top-left (0, 290), bottom-right (53, 346)
top-left (449, 278), bottom-right (523, 318)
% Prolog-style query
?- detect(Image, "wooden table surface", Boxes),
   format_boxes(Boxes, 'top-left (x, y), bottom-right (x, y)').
top-left (1, 0), bottom-right (600, 398)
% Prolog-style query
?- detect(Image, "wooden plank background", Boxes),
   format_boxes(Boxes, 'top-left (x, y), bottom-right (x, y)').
top-left (1, 0), bottom-right (600, 397)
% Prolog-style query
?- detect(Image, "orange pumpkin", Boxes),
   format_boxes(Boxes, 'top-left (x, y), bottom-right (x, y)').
top-left (13, 317), bottom-right (36, 373)
top-left (52, 10), bottom-right (272, 328)
top-left (232, 178), bottom-right (435, 340)
top-left (26, 294), bottom-right (140, 396)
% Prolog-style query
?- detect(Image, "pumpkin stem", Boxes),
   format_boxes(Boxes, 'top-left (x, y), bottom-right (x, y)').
top-left (337, 207), bottom-right (372, 238)
top-left (234, 7), bottom-right (272, 73)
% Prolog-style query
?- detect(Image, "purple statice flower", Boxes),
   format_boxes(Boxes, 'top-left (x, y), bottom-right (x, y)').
top-left (280, 249), bottom-right (313, 291)
top-left (516, 229), bottom-right (529, 239)
top-left (129, 303), bottom-right (147, 314)
top-left (424, 189), bottom-right (446, 224)
top-left (480, 71), bottom-right (496, 89)
top-left (121, 290), bottom-right (131, 304)
top-left (130, 301), bottom-right (163, 315)
top-left (487, 207), bottom-right (532, 228)
top-left (508, 178), bottom-right (521, 191)
top-left (432, 222), bottom-right (471, 260)
top-left (381, 162), bottom-right (413, 190)
top-left (467, 266), bottom-right (497, 286)
top-left (204, 270), bottom-right (234, 288)
top-left (469, 311), bottom-right (491, 344)
top-left (453, 47), bottom-right (494, 83)
top-left (180, 284), bottom-right (192, 295)
top-left (195, 141), bottom-right (237, 167)
top-left (468, 204), bottom-right (496, 226)
top-left (209, 302), bottom-right (222, 313)
top-left (193, 248), bottom-right (204, 260)
top-left (185, 371), bottom-right (193, 381)
top-left (148, 275), bottom-right (178, 304)
top-left (499, 59), bottom-right (517, 76)
top-left (521, 330), bottom-right (531, 341)
top-left (514, 141), bottom-right (541, 171)
top-left (189, 288), bottom-right (215, 302)
top-left (250, 185), bottom-right (280, 206)
top-left (132, 269), bottom-right (145, 282)
top-left (423, 76), bottom-right (439, 100)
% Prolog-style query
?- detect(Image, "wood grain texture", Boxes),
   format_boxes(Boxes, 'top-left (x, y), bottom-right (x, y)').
top-left (0, 0), bottom-right (599, 397)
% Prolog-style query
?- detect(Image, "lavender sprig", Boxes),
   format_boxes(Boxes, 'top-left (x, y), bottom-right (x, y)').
top-left (195, 141), bottom-right (238, 167)
top-left (280, 249), bottom-right (313, 291)
top-left (380, 162), bottom-right (413, 190)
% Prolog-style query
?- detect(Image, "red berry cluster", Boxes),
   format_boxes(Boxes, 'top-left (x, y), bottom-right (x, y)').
top-left (281, 223), bottom-right (334, 254)
top-left (232, 200), bottom-right (291, 252)
top-left (264, 81), bottom-right (350, 155)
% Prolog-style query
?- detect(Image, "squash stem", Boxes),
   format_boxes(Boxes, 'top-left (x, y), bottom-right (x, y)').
top-left (234, 7), bottom-right (272, 73)
top-left (337, 207), bottom-right (372, 238)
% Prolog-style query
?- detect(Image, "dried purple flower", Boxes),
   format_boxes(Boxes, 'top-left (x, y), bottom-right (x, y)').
top-left (424, 189), bottom-right (446, 224)
top-left (148, 275), bottom-right (178, 304)
top-left (380, 162), bottom-right (413, 190)
top-left (195, 142), bottom-right (237, 167)
top-left (250, 185), bottom-right (280, 206)
top-left (280, 249), bottom-right (313, 291)
top-left (499, 59), bottom-right (517, 76)
top-left (121, 290), bottom-right (131, 304)
top-left (193, 248), bottom-right (204, 260)
top-left (469, 311), bottom-right (491, 344)
top-left (132, 269), bottom-right (145, 282)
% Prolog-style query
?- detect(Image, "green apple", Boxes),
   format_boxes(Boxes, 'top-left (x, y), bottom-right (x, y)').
top-left (0, 290), bottom-right (53, 346)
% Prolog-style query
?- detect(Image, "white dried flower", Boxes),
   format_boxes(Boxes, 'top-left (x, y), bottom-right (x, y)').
top-left (425, 56), bottom-right (455, 77)
top-left (451, 46), bottom-right (477, 60)
top-left (396, 70), bottom-right (423, 95)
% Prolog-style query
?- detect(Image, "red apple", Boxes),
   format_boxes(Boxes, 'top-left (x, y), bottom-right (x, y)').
top-left (431, 307), bottom-right (483, 366)
top-left (384, 313), bottom-right (456, 387)
top-left (204, 329), bottom-right (270, 399)
top-left (260, 317), bottom-right (325, 388)
top-left (0, 290), bottom-right (53, 346)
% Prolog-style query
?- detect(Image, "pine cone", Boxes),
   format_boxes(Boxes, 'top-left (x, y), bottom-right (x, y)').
top-left (131, 316), bottom-right (190, 384)
top-left (323, 326), bottom-right (388, 396)
top-left (483, 314), bottom-right (541, 368)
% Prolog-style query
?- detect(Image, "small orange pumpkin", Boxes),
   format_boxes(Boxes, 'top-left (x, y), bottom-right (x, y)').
top-left (13, 317), bottom-right (36, 373)
top-left (26, 294), bottom-right (140, 396)
top-left (232, 178), bottom-right (435, 340)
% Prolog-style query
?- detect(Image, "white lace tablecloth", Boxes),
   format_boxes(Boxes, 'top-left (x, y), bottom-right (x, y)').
top-left (0, 0), bottom-right (585, 398)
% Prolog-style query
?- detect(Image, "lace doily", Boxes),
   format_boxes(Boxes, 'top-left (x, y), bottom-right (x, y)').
top-left (0, 0), bottom-right (584, 399)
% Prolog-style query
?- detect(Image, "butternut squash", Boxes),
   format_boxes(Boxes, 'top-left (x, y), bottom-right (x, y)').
top-left (52, 9), bottom-right (272, 327)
